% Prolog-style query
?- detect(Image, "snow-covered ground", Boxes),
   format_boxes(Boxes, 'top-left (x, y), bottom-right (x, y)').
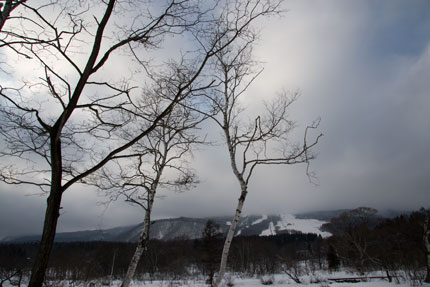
top-left (120, 274), bottom-right (430, 287)
top-left (119, 271), bottom-right (429, 287)
top-left (5, 270), bottom-right (429, 287)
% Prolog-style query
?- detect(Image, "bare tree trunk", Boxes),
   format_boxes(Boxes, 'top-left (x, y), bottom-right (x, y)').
top-left (121, 193), bottom-right (154, 287)
top-left (28, 139), bottom-right (63, 287)
top-left (0, 0), bottom-right (15, 31)
top-left (28, 193), bottom-right (62, 287)
top-left (214, 188), bottom-right (246, 287)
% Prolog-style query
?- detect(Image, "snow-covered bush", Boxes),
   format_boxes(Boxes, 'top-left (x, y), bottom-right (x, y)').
top-left (259, 274), bottom-right (275, 285)
top-left (223, 274), bottom-right (235, 287)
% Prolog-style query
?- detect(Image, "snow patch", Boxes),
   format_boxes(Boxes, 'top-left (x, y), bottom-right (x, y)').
top-left (226, 221), bottom-right (231, 226)
top-left (277, 214), bottom-right (331, 237)
top-left (251, 214), bottom-right (268, 225)
top-left (260, 221), bottom-right (276, 236)
top-left (259, 214), bottom-right (331, 238)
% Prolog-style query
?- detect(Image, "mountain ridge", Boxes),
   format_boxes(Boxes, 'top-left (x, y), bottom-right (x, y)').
top-left (4, 208), bottom-right (404, 243)
top-left (2, 213), bottom-right (330, 243)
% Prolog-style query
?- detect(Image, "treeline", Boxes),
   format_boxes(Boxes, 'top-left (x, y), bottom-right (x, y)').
top-left (0, 233), bottom-right (319, 283)
top-left (1, 208), bottom-right (429, 284)
top-left (324, 207), bottom-right (429, 283)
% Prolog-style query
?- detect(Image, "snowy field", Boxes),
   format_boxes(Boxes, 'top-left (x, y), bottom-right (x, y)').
top-left (4, 270), bottom-right (430, 287)
top-left (5, 273), bottom-right (430, 287)
top-left (118, 274), bottom-right (430, 287)
top-left (86, 271), bottom-right (430, 287)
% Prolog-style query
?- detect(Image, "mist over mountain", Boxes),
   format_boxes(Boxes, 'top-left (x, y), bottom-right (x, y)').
top-left (0, 209), bottom-right (409, 242)
top-left (3, 209), bottom-right (401, 243)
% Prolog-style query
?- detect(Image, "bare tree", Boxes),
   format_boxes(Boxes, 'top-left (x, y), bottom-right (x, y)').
top-left (0, 269), bottom-right (23, 287)
top-left (0, 1), bottom-right (277, 286)
top-left (0, 2), bottom-right (204, 286)
top-left (90, 95), bottom-right (204, 287)
top-left (201, 21), bottom-right (322, 286)
top-left (323, 207), bottom-right (382, 274)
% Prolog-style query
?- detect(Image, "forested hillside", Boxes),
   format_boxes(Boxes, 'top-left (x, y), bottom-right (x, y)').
top-left (1, 208), bottom-right (429, 285)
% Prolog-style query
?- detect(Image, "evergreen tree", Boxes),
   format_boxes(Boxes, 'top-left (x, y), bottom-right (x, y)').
top-left (327, 245), bottom-right (340, 271)
top-left (202, 220), bottom-right (222, 286)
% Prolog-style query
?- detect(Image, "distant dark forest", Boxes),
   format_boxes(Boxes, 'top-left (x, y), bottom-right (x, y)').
top-left (1, 233), bottom-right (319, 282)
top-left (0, 209), bottom-right (428, 284)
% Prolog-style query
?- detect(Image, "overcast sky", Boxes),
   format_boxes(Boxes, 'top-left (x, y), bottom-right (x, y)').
top-left (1, 0), bottom-right (430, 238)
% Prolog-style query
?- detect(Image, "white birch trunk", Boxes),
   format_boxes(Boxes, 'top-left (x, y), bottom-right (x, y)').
top-left (121, 192), bottom-right (154, 287)
top-left (213, 107), bottom-right (252, 287)
top-left (214, 187), bottom-right (247, 287)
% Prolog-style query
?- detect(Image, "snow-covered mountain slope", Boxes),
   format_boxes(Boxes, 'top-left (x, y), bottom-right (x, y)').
top-left (3, 213), bottom-right (331, 243)
top-left (108, 213), bottom-right (332, 241)
top-left (259, 214), bottom-right (331, 238)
